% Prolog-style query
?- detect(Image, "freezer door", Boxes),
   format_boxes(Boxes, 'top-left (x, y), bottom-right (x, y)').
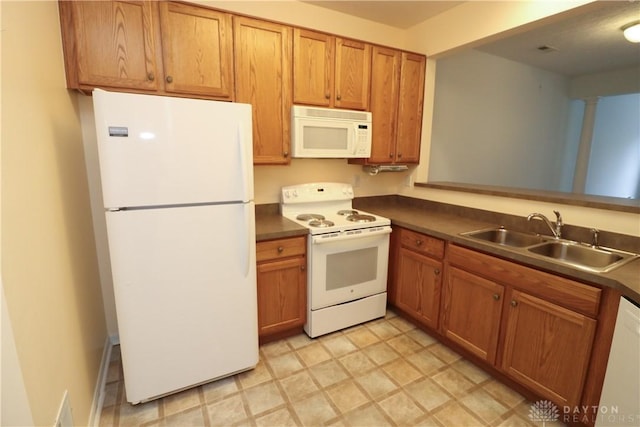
top-left (93, 89), bottom-right (253, 208)
top-left (105, 203), bottom-right (258, 403)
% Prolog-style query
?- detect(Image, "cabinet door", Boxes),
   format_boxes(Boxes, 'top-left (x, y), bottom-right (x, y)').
top-left (60, 0), bottom-right (159, 91)
top-left (257, 257), bottom-right (306, 337)
top-left (334, 38), bottom-right (371, 110)
top-left (293, 29), bottom-right (334, 107)
top-left (395, 247), bottom-right (442, 329)
top-left (395, 53), bottom-right (426, 163)
top-left (501, 290), bottom-right (596, 408)
top-left (158, 2), bottom-right (233, 99)
top-left (368, 46), bottom-right (401, 164)
top-left (234, 17), bottom-right (292, 165)
top-left (442, 266), bottom-right (504, 364)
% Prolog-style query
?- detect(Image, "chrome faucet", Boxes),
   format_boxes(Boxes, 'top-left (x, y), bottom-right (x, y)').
top-left (527, 210), bottom-right (563, 239)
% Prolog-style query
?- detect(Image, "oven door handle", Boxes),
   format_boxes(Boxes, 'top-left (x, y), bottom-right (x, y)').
top-left (311, 226), bottom-right (392, 244)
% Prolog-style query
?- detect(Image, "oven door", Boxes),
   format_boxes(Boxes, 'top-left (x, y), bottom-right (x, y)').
top-left (308, 227), bottom-right (391, 310)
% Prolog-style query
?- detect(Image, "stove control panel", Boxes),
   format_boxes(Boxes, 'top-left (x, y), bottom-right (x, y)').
top-left (281, 182), bottom-right (353, 204)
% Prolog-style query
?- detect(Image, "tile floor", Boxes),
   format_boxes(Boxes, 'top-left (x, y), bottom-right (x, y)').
top-left (98, 310), bottom-right (565, 426)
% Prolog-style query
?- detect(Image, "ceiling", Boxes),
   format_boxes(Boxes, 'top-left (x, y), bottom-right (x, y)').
top-left (304, 1), bottom-right (640, 77)
top-left (303, 1), bottom-right (462, 29)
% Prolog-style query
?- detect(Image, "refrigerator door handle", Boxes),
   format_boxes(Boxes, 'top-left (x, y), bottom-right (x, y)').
top-left (241, 203), bottom-right (251, 278)
top-left (237, 124), bottom-right (251, 202)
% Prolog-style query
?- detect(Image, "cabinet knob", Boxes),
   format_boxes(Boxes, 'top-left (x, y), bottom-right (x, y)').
top-left (325, 92), bottom-right (330, 99)
top-left (277, 246), bottom-right (284, 253)
top-left (415, 240), bottom-right (422, 246)
top-left (493, 293), bottom-right (500, 301)
top-left (389, 153), bottom-right (394, 158)
top-left (147, 72), bottom-right (155, 81)
top-left (283, 151), bottom-right (289, 158)
top-left (336, 94), bottom-right (341, 101)
top-left (166, 75), bottom-right (173, 83)
top-left (398, 153), bottom-right (403, 159)
top-left (300, 265), bottom-right (306, 271)
top-left (510, 300), bottom-right (518, 307)
top-left (434, 268), bottom-right (440, 275)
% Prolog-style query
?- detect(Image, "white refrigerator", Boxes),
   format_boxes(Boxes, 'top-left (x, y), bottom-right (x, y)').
top-left (92, 89), bottom-right (258, 404)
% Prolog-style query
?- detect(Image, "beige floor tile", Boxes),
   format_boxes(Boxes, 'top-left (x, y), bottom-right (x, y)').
top-left (309, 360), bottom-right (349, 388)
top-left (407, 349), bottom-right (447, 375)
top-left (267, 352), bottom-right (305, 378)
top-left (405, 377), bottom-right (452, 412)
top-left (382, 358), bottom-right (422, 385)
top-left (161, 406), bottom-right (206, 426)
top-left (237, 360), bottom-right (272, 389)
top-left (388, 315), bottom-right (416, 332)
top-left (460, 388), bottom-right (510, 424)
top-left (428, 342), bottom-right (462, 364)
top-left (279, 370), bottom-right (320, 402)
top-left (378, 390), bottom-right (425, 425)
top-left (433, 401), bottom-right (484, 427)
top-left (366, 320), bottom-right (402, 340)
top-left (483, 379), bottom-right (527, 409)
top-left (355, 370), bottom-right (398, 399)
top-left (346, 327), bottom-right (380, 348)
top-left (98, 405), bottom-right (116, 427)
top-left (413, 415), bottom-right (444, 427)
top-left (162, 386), bottom-right (201, 417)
top-left (343, 404), bottom-right (393, 427)
top-left (297, 342), bottom-right (332, 367)
top-left (291, 392), bottom-right (338, 425)
top-left (339, 351), bottom-right (376, 375)
top-left (387, 334), bottom-right (423, 355)
top-left (363, 342), bottom-right (400, 365)
top-left (118, 401), bottom-right (159, 426)
top-left (406, 328), bottom-right (438, 347)
top-left (497, 413), bottom-right (537, 427)
top-left (326, 380), bottom-right (369, 413)
top-left (287, 333), bottom-right (314, 349)
top-left (260, 339), bottom-right (292, 357)
top-left (451, 358), bottom-right (491, 384)
top-left (322, 335), bottom-right (358, 357)
top-left (243, 381), bottom-right (286, 416)
top-left (206, 395), bottom-right (248, 426)
top-left (102, 382), bottom-right (120, 408)
top-left (254, 407), bottom-right (299, 427)
top-left (202, 375), bottom-right (239, 402)
top-left (431, 367), bottom-right (475, 398)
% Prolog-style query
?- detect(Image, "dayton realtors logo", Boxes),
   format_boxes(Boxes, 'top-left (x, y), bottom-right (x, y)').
top-left (529, 400), bottom-right (560, 426)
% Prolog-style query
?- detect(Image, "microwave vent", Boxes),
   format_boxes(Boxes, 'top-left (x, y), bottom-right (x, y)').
top-left (293, 105), bottom-right (371, 121)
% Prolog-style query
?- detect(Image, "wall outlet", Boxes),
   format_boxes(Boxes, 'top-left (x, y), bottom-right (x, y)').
top-left (54, 391), bottom-right (73, 427)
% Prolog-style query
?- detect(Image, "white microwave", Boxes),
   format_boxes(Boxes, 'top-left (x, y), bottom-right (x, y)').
top-left (291, 106), bottom-right (372, 158)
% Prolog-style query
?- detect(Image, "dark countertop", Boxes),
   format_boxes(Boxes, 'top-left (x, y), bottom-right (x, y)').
top-left (255, 197), bottom-right (640, 305)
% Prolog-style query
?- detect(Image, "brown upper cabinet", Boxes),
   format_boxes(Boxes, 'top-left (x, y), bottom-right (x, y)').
top-left (293, 29), bottom-right (371, 110)
top-left (364, 48), bottom-right (426, 164)
top-left (234, 17), bottom-right (292, 165)
top-left (59, 1), bottom-right (234, 100)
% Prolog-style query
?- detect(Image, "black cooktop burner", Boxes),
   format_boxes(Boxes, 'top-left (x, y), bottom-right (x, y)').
top-left (296, 213), bottom-right (325, 221)
top-left (346, 214), bottom-right (376, 223)
top-left (308, 219), bottom-right (335, 228)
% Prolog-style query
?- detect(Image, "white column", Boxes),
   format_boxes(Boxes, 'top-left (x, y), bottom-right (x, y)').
top-left (572, 97), bottom-right (599, 194)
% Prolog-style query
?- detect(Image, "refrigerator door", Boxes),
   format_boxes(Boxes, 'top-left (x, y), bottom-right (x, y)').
top-left (93, 89), bottom-right (254, 209)
top-left (105, 202), bottom-right (258, 403)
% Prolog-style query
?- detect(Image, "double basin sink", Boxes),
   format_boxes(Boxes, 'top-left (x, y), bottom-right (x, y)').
top-left (461, 227), bottom-right (638, 273)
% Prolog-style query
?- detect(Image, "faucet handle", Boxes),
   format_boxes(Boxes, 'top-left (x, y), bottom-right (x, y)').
top-left (553, 210), bottom-right (562, 224)
top-left (590, 228), bottom-right (599, 247)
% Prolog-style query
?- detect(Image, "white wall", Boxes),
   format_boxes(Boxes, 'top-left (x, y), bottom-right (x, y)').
top-left (427, 49), bottom-right (571, 191)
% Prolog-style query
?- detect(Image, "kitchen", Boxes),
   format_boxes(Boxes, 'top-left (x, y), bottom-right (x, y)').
top-left (2, 1), bottom-right (639, 427)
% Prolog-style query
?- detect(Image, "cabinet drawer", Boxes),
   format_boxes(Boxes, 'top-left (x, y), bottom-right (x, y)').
top-left (399, 228), bottom-right (445, 259)
top-left (257, 236), bottom-right (306, 262)
top-left (448, 245), bottom-right (601, 317)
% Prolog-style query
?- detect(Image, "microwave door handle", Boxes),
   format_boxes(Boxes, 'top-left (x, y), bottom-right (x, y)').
top-left (352, 124), bottom-right (358, 155)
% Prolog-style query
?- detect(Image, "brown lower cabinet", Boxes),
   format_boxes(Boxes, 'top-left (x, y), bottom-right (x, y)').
top-left (389, 227), bottom-right (619, 426)
top-left (256, 236), bottom-right (307, 342)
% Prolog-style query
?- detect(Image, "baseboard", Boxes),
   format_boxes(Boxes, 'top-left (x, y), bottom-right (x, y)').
top-left (88, 334), bottom-right (117, 426)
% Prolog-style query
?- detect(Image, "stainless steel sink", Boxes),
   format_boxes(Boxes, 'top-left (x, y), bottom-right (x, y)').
top-left (461, 227), bottom-right (639, 273)
top-left (462, 227), bottom-right (550, 248)
top-left (526, 241), bottom-right (638, 273)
